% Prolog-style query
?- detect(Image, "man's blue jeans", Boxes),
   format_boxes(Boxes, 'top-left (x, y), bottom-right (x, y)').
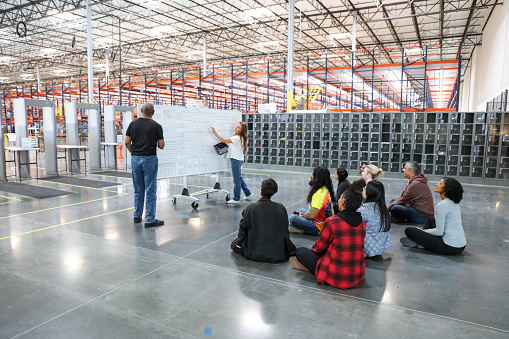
top-left (289, 208), bottom-right (320, 235)
top-left (132, 155), bottom-right (158, 223)
top-left (389, 199), bottom-right (427, 224)
top-left (230, 158), bottom-right (251, 201)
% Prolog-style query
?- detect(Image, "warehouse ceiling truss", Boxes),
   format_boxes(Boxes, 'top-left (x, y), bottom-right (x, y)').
top-left (0, 0), bottom-right (502, 112)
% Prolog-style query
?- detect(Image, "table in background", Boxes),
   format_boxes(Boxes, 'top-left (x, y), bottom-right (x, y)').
top-left (100, 142), bottom-right (123, 171)
top-left (5, 147), bottom-right (40, 182)
top-left (56, 145), bottom-right (88, 175)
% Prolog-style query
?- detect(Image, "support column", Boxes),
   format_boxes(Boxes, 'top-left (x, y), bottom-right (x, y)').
top-left (36, 62), bottom-right (41, 94)
top-left (352, 11), bottom-right (357, 67)
top-left (203, 32), bottom-right (207, 75)
top-left (86, 0), bottom-right (94, 103)
top-left (287, 0), bottom-right (294, 112)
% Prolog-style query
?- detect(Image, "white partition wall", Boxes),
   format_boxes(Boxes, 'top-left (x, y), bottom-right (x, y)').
top-left (13, 98), bottom-right (57, 177)
top-left (42, 104), bottom-right (57, 176)
top-left (64, 102), bottom-right (99, 172)
top-left (104, 105), bottom-right (134, 169)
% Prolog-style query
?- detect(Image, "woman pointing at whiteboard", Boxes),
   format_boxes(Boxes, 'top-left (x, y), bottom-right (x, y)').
top-left (211, 122), bottom-right (252, 204)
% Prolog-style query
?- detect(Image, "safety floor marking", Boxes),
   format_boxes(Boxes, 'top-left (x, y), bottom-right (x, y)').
top-left (0, 194), bottom-right (23, 201)
top-left (0, 193), bottom-right (129, 220)
top-left (39, 180), bottom-right (123, 193)
top-left (0, 193), bottom-right (207, 241)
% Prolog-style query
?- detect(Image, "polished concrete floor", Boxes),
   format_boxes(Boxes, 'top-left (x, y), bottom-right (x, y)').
top-left (1, 163), bottom-right (509, 338)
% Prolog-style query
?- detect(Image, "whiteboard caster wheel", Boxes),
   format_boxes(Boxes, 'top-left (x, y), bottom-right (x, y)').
top-left (191, 202), bottom-right (199, 209)
top-left (226, 195), bottom-right (230, 202)
top-left (206, 193), bottom-right (209, 199)
top-left (173, 198), bottom-right (177, 205)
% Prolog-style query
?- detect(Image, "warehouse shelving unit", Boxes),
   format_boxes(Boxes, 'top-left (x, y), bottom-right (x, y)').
top-left (244, 111), bottom-right (509, 185)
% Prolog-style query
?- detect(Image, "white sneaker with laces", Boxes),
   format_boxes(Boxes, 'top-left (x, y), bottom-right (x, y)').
top-left (227, 199), bottom-right (241, 205)
top-left (243, 194), bottom-right (253, 201)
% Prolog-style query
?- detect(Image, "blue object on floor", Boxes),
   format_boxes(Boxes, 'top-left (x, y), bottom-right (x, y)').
top-left (204, 327), bottom-right (212, 334)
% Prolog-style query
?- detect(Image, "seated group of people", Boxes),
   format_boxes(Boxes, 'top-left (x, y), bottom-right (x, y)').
top-left (231, 161), bottom-right (467, 290)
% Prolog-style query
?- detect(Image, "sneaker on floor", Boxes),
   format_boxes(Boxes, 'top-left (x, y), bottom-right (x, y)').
top-left (133, 217), bottom-right (142, 223)
top-left (243, 194), bottom-right (253, 201)
top-left (400, 237), bottom-right (420, 248)
top-left (145, 219), bottom-right (164, 227)
top-left (227, 199), bottom-right (241, 205)
top-left (288, 225), bottom-right (306, 235)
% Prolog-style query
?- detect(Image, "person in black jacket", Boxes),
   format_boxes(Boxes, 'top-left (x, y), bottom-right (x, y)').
top-left (231, 178), bottom-right (296, 262)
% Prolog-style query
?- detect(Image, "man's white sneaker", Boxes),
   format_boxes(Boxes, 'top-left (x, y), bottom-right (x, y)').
top-left (243, 194), bottom-right (253, 201)
top-left (227, 199), bottom-right (241, 205)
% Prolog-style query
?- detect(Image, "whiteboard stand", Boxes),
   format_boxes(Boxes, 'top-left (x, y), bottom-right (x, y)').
top-left (172, 173), bottom-right (231, 209)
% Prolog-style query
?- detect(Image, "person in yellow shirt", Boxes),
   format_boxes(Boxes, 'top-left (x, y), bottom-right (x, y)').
top-left (289, 166), bottom-right (335, 235)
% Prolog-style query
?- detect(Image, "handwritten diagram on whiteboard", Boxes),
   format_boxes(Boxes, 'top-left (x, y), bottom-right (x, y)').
top-left (153, 105), bottom-right (242, 179)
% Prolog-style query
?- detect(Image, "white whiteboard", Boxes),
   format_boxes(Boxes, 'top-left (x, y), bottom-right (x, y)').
top-left (153, 105), bottom-right (242, 179)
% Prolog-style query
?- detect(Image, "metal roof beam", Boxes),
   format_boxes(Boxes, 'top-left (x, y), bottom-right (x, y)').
top-left (461, 0), bottom-right (477, 44)
top-left (344, 0), bottom-right (394, 64)
top-left (410, 3), bottom-right (423, 47)
top-left (382, 6), bottom-right (403, 48)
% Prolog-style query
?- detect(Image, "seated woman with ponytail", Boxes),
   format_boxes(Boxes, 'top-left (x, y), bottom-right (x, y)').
top-left (289, 180), bottom-right (366, 290)
top-left (358, 181), bottom-right (392, 257)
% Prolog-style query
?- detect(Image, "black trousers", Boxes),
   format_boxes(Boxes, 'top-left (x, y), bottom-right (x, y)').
top-left (405, 217), bottom-right (465, 255)
top-left (295, 247), bottom-right (320, 274)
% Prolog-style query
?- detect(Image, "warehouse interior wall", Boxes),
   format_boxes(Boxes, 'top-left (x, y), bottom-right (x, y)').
top-left (459, 1), bottom-right (509, 111)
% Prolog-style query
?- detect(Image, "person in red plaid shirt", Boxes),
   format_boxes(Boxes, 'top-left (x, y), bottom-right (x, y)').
top-left (290, 179), bottom-right (366, 289)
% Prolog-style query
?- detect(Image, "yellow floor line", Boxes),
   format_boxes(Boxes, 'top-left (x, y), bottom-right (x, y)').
top-left (242, 172), bottom-right (271, 176)
top-left (0, 207), bottom-right (134, 241)
top-left (0, 201), bottom-right (14, 205)
top-left (88, 173), bottom-right (130, 179)
top-left (0, 196), bottom-right (180, 241)
top-left (41, 180), bottom-right (122, 193)
top-left (0, 194), bottom-right (23, 201)
top-left (0, 193), bottom-right (129, 220)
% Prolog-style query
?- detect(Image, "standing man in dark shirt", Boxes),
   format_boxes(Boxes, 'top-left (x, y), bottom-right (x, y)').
top-left (125, 103), bottom-right (165, 227)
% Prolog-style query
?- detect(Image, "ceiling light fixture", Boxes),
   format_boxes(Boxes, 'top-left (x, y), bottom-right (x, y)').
top-left (150, 25), bottom-right (176, 40)
top-left (0, 77), bottom-right (10, 83)
top-left (257, 41), bottom-right (281, 53)
top-left (185, 50), bottom-right (204, 60)
top-left (53, 69), bottom-right (69, 77)
top-left (40, 48), bottom-right (64, 58)
top-left (19, 74), bottom-right (34, 80)
top-left (328, 33), bottom-right (352, 47)
top-left (242, 8), bottom-right (275, 25)
top-left (93, 63), bottom-right (107, 71)
top-left (0, 56), bottom-right (16, 65)
top-left (128, 58), bottom-right (149, 67)
top-left (132, 0), bottom-right (164, 10)
top-left (94, 37), bottom-right (116, 49)
top-left (405, 47), bottom-right (422, 56)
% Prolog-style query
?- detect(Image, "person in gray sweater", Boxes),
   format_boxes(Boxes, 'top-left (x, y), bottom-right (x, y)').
top-left (358, 181), bottom-right (391, 257)
top-left (400, 177), bottom-right (466, 255)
